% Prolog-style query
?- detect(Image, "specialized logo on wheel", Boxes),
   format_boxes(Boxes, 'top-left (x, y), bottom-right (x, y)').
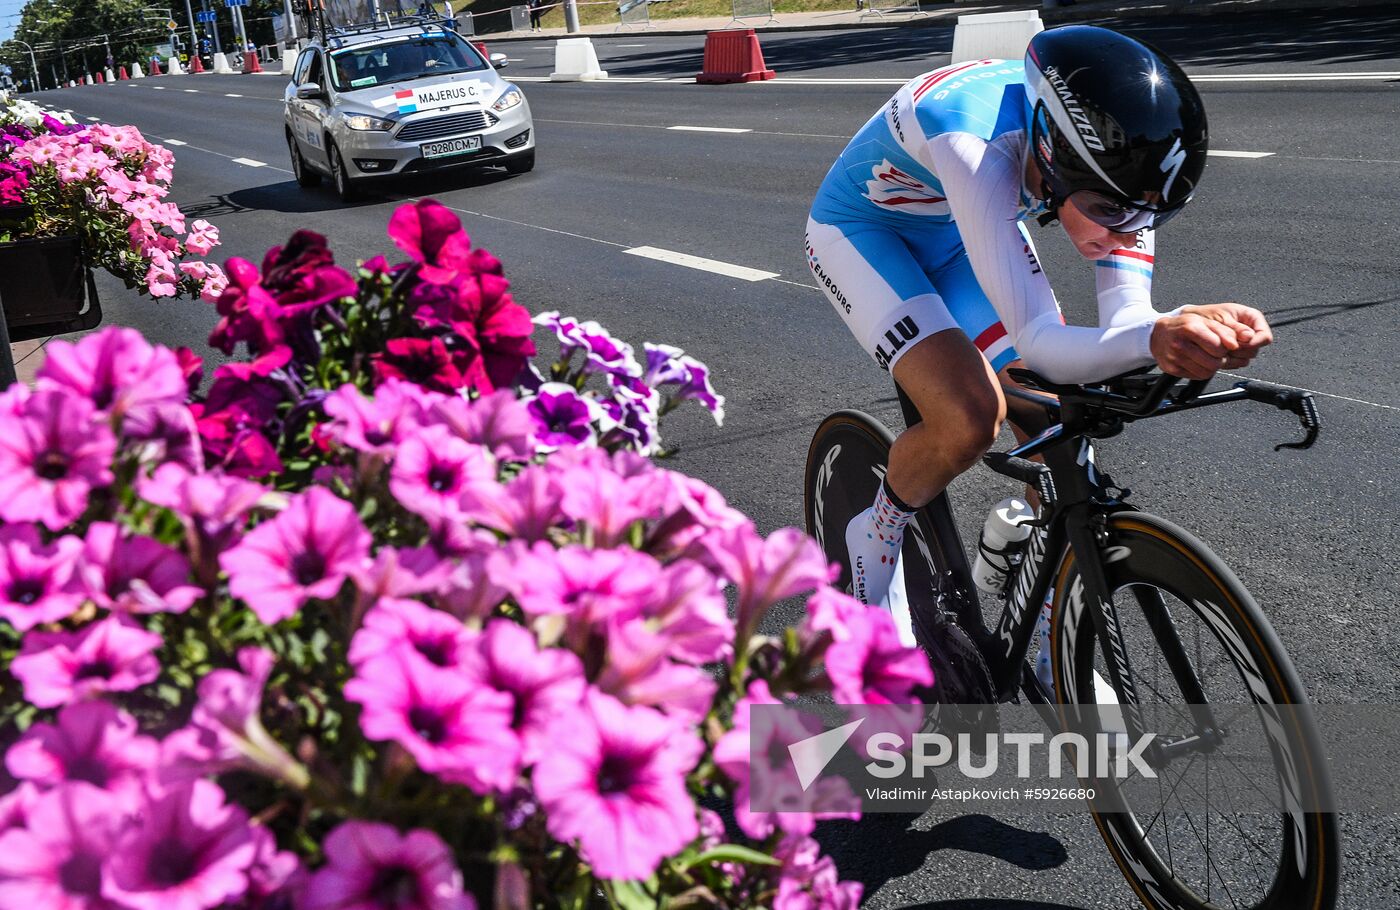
top-left (864, 161), bottom-right (949, 215)
top-left (874, 316), bottom-right (920, 371)
top-left (806, 239), bottom-right (850, 314)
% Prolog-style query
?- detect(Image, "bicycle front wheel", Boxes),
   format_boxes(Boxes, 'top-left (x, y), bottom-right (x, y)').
top-left (1051, 511), bottom-right (1340, 910)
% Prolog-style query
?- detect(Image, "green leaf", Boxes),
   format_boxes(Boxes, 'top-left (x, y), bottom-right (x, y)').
top-left (684, 844), bottom-right (781, 869)
top-left (603, 879), bottom-right (657, 910)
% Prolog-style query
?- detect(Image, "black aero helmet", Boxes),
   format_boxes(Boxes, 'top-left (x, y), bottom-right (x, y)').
top-left (1025, 25), bottom-right (1208, 231)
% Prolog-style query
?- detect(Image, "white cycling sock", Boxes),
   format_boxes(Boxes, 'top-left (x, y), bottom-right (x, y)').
top-left (1034, 598), bottom-right (1054, 694)
top-left (845, 478), bottom-right (915, 606)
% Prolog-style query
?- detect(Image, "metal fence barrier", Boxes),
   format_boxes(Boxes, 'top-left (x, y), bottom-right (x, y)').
top-left (730, 0), bottom-right (777, 26)
top-left (618, 0), bottom-right (652, 30)
top-left (859, 0), bottom-right (927, 19)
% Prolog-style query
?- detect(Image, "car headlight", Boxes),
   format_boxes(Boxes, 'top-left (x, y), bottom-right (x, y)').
top-left (492, 87), bottom-right (523, 113)
top-left (343, 113), bottom-right (395, 131)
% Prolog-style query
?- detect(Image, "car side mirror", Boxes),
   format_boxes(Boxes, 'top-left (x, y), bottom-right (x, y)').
top-left (296, 82), bottom-right (326, 100)
top-left (489, 53), bottom-right (508, 69)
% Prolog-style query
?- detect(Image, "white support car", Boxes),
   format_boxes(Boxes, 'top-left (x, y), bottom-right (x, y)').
top-left (284, 20), bottom-right (534, 201)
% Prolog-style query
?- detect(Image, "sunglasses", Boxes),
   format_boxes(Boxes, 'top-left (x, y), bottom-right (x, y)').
top-left (1068, 190), bottom-right (1187, 233)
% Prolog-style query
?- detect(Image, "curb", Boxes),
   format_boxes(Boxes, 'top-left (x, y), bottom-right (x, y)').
top-left (476, 0), bottom-right (1399, 43)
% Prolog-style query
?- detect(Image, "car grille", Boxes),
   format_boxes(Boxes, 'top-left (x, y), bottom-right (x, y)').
top-left (396, 110), bottom-right (497, 143)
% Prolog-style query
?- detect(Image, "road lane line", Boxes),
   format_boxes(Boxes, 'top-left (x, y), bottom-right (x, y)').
top-left (225, 93), bottom-right (243, 97)
top-left (537, 117), bottom-right (845, 140)
top-left (616, 44), bottom-right (646, 47)
top-left (1208, 150), bottom-right (1274, 159)
top-left (164, 139), bottom-right (188, 145)
top-left (1219, 371), bottom-right (1400, 414)
top-left (231, 157), bottom-right (267, 167)
top-left (183, 88), bottom-right (199, 93)
top-left (668, 125), bottom-right (752, 133)
top-left (624, 246), bottom-right (778, 282)
top-left (85, 116), bottom-right (99, 121)
top-left (151, 85), bottom-right (166, 90)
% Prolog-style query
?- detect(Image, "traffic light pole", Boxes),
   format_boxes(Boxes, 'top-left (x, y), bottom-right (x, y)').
top-left (184, 0), bottom-right (198, 56)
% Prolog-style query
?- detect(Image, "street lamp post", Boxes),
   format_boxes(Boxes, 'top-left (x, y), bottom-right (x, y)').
top-left (6, 40), bottom-right (42, 90)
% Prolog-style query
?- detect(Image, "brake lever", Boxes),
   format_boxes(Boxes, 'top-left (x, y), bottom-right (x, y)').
top-left (1234, 380), bottom-right (1322, 451)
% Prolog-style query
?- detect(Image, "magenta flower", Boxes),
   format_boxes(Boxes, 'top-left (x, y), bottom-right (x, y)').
top-left (5, 701), bottom-right (158, 807)
top-left (221, 487), bottom-right (371, 624)
top-left (10, 615), bottom-right (162, 708)
top-left (534, 690), bottom-right (702, 881)
top-left (536, 312), bottom-right (641, 379)
top-left (371, 337), bottom-right (466, 394)
top-left (430, 389), bottom-right (535, 462)
top-left (103, 780), bottom-right (258, 910)
top-left (299, 821), bottom-right (475, 910)
top-left (121, 399), bottom-right (204, 471)
top-left (488, 542), bottom-right (663, 625)
top-left (345, 650), bottom-right (520, 795)
top-left (644, 559), bottom-right (733, 665)
top-left (76, 522), bottom-right (201, 614)
top-left (461, 619), bottom-right (585, 765)
top-left (0, 389), bottom-right (116, 530)
top-left (823, 606), bottom-right (933, 706)
top-left (453, 270), bottom-right (536, 394)
top-left (0, 782), bottom-right (125, 910)
top-left (594, 620), bottom-right (717, 721)
top-left (348, 598), bottom-right (475, 672)
top-left (457, 464), bottom-right (566, 543)
top-left (387, 199), bottom-right (474, 284)
top-left (772, 836), bottom-right (863, 910)
top-left (322, 380), bottom-right (434, 457)
top-left (35, 326), bottom-right (185, 419)
top-left (0, 524), bottom-right (84, 633)
top-left (556, 456), bottom-right (658, 548)
top-left (388, 426), bottom-right (496, 524)
top-left (431, 534), bottom-right (511, 620)
top-left (523, 383), bottom-right (599, 450)
top-left (246, 826), bottom-right (303, 908)
top-left (702, 524), bottom-right (834, 639)
top-left (160, 648), bottom-right (307, 790)
top-left (643, 343), bottom-right (725, 425)
top-left (139, 464), bottom-right (273, 585)
top-left (0, 782), bottom-right (39, 833)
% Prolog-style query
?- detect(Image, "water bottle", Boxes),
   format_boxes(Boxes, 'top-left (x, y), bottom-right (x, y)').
top-left (972, 496), bottom-right (1035, 595)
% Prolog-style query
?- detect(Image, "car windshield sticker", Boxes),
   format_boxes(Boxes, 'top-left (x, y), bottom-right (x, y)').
top-left (351, 76), bottom-right (377, 87)
top-left (380, 80), bottom-right (486, 114)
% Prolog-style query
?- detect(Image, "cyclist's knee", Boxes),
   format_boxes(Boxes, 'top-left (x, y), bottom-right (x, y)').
top-left (943, 394), bottom-right (1003, 470)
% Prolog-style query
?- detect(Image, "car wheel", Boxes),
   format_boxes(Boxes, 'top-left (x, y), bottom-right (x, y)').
top-left (288, 132), bottom-right (321, 187)
top-left (328, 142), bottom-right (360, 202)
top-left (504, 149), bottom-right (535, 175)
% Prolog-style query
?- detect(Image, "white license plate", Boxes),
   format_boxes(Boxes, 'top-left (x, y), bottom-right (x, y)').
top-left (421, 135), bottom-right (483, 159)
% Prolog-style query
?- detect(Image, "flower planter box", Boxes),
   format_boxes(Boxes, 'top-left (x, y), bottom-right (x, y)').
top-left (0, 234), bottom-right (103, 344)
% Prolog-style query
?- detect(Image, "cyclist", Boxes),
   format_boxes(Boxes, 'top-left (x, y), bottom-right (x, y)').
top-left (807, 25), bottom-right (1274, 619)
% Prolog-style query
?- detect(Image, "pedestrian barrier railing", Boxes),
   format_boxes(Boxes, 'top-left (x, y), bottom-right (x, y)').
top-left (859, 0), bottom-right (927, 19)
top-left (618, 0), bottom-right (653, 31)
top-left (730, 0), bottom-right (777, 27)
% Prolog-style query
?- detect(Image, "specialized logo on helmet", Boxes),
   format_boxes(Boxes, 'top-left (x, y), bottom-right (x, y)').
top-left (1158, 137), bottom-right (1187, 200)
top-left (1043, 65), bottom-right (1105, 152)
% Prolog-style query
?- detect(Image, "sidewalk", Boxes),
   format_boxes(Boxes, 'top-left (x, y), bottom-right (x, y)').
top-left (478, 0), bottom-right (1398, 42)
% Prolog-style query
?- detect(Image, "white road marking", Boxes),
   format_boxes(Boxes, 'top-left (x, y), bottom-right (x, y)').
top-left (1208, 150), bottom-right (1274, 159)
top-left (225, 93), bottom-right (243, 97)
top-left (85, 116), bottom-right (99, 121)
top-left (1219, 371), bottom-right (1400, 414)
top-left (624, 246), bottom-right (778, 282)
top-left (231, 157), bottom-right (267, 167)
top-left (1189, 70), bottom-right (1400, 82)
top-left (510, 70), bottom-right (1400, 89)
top-left (164, 139), bottom-right (188, 145)
top-left (668, 125), bottom-right (752, 133)
top-left (152, 85), bottom-right (167, 90)
top-left (183, 88), bottom-right (199, 93)
top-left (616, 43), bottom-right (647, 47)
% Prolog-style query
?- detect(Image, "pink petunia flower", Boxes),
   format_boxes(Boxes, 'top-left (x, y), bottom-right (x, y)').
top-left (36, 326), bottom-right (186, 419)
top-left (822, 606), bottom-right (933, 706)
top-left (429, 389), bottom-right (535, 462)
top-left (772, 835), bottom-right (863, 910)
top-left (388, 426), bottom-right (496, 524)
top-left (594, 620), bottom-right (717, 722)
top-left (298, 821), bottom-right (475, 910)
top-left (534, 689), bottom-right (702, 881)
top-left (0, 524), bottom-right (84, 633)
top-left (702, 524), bottom-right (834, 639)
top-left (555, 454), bottom-right (659, 548)
top-left (76, 522), bottom-right (201, 614)
top-left (5, 701), bottom-right (158, 807)
top-left (345, 649), bottom-right (520, 795)
top-left (487, 542), bottom-right (663, 626)
top-left (321, 380), bottom-right (435, 457)
top-left (386, 199), bottom-right (474, 284)
top-left (10, 615), bottom-right (162, 708)
top-left (220, 487), bottom-right (371, 624)
top-left (102, 780), bottom-right (258, 910)
top-left (456, 464), bottom-right (566, 543)
top-left (371, 337), bottom-right (466, 394)
top-left (641, 559), bottom-right (733, 665)
top-left (184, 219), bottom-right (219, 256)
top-left (160, 648), bottom-right (307, 790)
top-left (347, 598), bottom-right (476, 672)
top-left (246, 826), bottom-right (303, 909)
top-left (460, 619), bottom-right (586, 765)
top-left (0, 782), bottom-right (126, 910)
top-left (0, 782), bottom-right (39, 833)
top-left (0, 388), bottom-right (116, 530)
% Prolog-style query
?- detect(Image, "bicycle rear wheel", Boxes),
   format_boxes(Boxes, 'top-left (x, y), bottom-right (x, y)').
top-left (804, 410), bottom-right (995, 708)
top-left (1051, 511), bottom-right (1340, 910)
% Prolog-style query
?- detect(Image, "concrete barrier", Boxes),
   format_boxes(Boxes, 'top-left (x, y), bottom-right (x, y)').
top-left (131, 62), bottom-right (145, 78)
top-left (167, 56), bottom-right (185, 75)
top-left (281, 48), bottom-right (297, 75)
top-left (212, 53), bottom-right (233, 74)
top-left (950, 9), bottom-right (1043, 63)
top-left (549, 38), bottom-right (608, 82)
top-left (104, 67), bottom-right (115, 82)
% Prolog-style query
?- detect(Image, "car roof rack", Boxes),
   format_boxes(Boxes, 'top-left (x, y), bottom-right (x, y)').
top-left (322, 13), bottom-right (457, 48)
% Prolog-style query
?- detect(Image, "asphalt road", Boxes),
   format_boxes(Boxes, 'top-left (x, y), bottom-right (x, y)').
top-left (26, 9), bottom-right (1400, 907)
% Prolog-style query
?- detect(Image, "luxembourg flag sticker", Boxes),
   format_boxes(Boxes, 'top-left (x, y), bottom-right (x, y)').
top-left (394, 90), bottom-right (417, 114)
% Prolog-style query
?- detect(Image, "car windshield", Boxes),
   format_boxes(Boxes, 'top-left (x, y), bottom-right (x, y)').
top-left (329, 35), bottom-right (486, 90)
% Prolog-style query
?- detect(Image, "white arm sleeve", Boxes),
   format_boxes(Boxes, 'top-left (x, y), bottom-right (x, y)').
top-left (927, 132), bottom-right (1163, 384)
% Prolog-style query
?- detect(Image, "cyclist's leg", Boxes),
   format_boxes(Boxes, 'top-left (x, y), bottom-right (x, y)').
top-left (806, 216), bottom-right (1006, 605)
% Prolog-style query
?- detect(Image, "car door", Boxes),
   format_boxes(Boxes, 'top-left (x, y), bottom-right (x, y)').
top-left (292, 50), bottom-right (332, 171)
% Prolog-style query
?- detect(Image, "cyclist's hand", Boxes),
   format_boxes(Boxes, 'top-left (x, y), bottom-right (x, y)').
top-left (1182, 303), bottom-right (1273, 368)
top-left (1150, 308), bottom-right (1250, 380)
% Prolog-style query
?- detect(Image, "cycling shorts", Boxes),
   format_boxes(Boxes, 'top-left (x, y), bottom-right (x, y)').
top-left (804, 213), bottom-right (1018, 375)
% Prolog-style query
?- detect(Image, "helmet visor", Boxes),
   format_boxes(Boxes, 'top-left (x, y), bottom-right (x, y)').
top-left (1068, 190), bottom-right (1186, 233)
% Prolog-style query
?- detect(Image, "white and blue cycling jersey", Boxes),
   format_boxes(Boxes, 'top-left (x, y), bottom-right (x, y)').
top-left (806, 58), bottom-right (1165, 383)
